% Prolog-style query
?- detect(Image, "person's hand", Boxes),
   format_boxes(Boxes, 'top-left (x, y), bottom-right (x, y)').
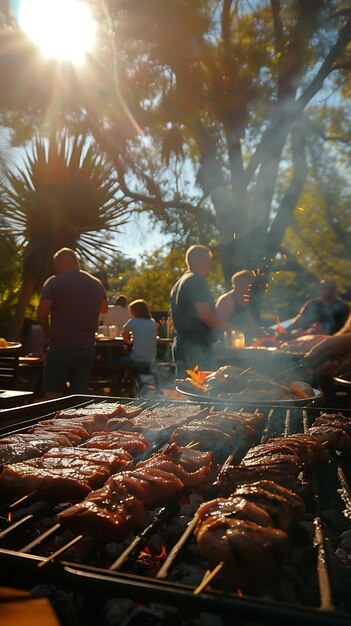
top-left (310, 355), bottom-right (351, 378)
top-left (305, 334), bottom-right (351, 377)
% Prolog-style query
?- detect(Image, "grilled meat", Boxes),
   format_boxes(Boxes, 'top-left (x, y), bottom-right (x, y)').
top-left (265, 434), bottom-right (330, 466)
top-left (58, 480), bottom-right (149, 538)
top-left (0, 461), bottom-right (108, 498)
top-left (29, 420), bottom-right (89, 440)
top-left (110, 468), bottom-right (183, 508)
top-left (242, 453), bottom-right (302, 476)
top-left (234, 481), bottom-right (305, 530)
top-left (216, 465), bottom-right (310, 500)
top-left (41, 447), bottom-right (134, 473)
top-left (0, 434), bottom-right (72, 468)
top-left (170, 422), bottom-right (232, 453)
top-left (312, 414), bottom-right (351, 436)
top-left (107, 405), bottom-right (209, 437)
top-left (82, 431), bottom-right (149, 455)
top-left (308, 426), bottom-right (351, 451)
top-left (161, 443), bottom-right (212, 472)
top-left (195, 496), bottom-right (273, 527)
top-left (196, 516), bottom-right (289, 589)
top-left (135, 457), bottom-right (210, 487)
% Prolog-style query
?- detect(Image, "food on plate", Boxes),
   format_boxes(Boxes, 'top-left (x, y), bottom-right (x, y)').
top-left (0, 337), bottom-right (14, 347)
top-left (179, 364), bottom-right (316, 402)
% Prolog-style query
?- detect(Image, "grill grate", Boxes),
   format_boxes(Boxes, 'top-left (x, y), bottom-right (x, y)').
top-left (0, 395), bottom-right (351, 625)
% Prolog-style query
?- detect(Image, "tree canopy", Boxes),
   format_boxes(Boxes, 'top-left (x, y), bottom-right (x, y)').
top-left (81, 0), bottom-right (351, 282)
top-left (0, 0), bottom-right (350, 327)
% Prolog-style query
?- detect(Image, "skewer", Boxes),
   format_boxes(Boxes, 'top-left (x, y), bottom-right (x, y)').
top-left (313, 517), bottom-right (335, 611)
top-left (156, 514), bottom-right (199, 579)
top-left (157, 450), bottom-right (234, 580)
top-left (239, 367), bottom-right (252, 377)
top-left (0, 514), bottom-right (33, 539)
top-left (212, 453), bottom-right (234, 488)
top-left (193, 561), bottom-right (224, 594)
top-left (20, 522), bottom-right (61, 553)
top-left (9, 490), bottom-right (38, 510)
top-left (37, 533), bottom-right (86, 568)
top-left (109, 506), bottom-right (166, 571)
top-left (302, 409), bottom-right (309, 434)
top-left (337, 466), bottom-right (351, 520)
top-left (260, 408), bottom-right (274, 442)
top-left (284, 409), bottom-right (291, 436)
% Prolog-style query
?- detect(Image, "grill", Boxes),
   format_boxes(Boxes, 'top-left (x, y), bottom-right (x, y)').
top-left (1, 394), bottom-right (351, 626)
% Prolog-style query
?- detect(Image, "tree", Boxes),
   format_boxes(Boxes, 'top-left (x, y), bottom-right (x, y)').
top-left (79, 0), bottom-right (351, 289)
top-left (0, 133), bottom-right (130, 338)
top-left (109, 245), bottom-right (224, 311)
top-left (1, 1), bottom-right (351, 310)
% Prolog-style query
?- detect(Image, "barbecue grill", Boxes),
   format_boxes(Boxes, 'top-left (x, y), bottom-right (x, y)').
top-left (1, 394), bottom-right (351, 626)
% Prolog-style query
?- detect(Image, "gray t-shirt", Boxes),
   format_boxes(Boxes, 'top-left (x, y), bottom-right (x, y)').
top-left (41, 269), bottom-right (106, 349)
top-left (170, 271), bottom-right (215, 346)
top-left (124, 318), bottom-right (157, 362)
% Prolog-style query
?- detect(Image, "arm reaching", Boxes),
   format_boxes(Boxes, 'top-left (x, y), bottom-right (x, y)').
top-left (305, 334), bottom-right (351, 377)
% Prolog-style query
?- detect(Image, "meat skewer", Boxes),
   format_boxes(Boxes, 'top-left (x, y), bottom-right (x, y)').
top-left (37, 532), bottom-right (86, 569)
top-left (58, 444), bottom-right (214, 538)
top-left (193, 561), bottom-right (224, 595)
top-left (109, 505), bottom-right (167, 571)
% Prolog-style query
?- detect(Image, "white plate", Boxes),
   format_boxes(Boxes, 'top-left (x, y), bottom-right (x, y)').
top-left (0, 342), bottom-right (21, 350)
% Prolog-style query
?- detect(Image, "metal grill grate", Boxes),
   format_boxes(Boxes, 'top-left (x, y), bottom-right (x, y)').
top-left (0, 395), bottom-right (351, 625)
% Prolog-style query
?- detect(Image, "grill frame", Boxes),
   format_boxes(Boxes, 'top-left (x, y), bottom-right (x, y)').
top-left (0, 394), bottom-right (351, 626)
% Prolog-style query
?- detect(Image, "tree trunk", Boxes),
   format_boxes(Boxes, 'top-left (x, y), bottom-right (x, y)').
top-left (8, 274), bottom-right (36, 341)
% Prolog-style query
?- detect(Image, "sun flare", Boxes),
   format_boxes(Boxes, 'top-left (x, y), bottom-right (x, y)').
top-left (18, 0), bottom-right (96, 64)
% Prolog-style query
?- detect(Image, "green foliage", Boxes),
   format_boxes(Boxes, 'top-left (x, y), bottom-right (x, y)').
top-left (1, 1), bottom-right (351, 324)
top-left (105, 244), bottom-right (225, 311)
top-left (0, 132), bottom-right (131, 336)
top-left (0, 132), bottom-right (129, 290)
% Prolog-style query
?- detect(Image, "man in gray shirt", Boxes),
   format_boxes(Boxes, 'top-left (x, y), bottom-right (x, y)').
top-left (37, 247), bottom-right (108, 398)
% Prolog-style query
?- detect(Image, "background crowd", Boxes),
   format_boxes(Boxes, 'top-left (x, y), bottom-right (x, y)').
top-left (32, 244), bottom-right (351, 400)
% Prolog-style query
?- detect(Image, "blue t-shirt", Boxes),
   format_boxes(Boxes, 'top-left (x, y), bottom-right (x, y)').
top-left (123, 318), bottom-right (157, 362)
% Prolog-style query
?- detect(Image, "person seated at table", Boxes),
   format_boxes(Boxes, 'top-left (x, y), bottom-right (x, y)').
top-left (99, 294), bottom-right (130, 335)
top-left (111, 299), bottom-right (157, 393)
top-left (280, 279), bottom-right (350, 339)
top-left (215, 270), bottom-right (261, 344)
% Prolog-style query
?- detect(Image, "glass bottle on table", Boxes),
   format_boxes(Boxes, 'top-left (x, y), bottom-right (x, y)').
top-left (224, 330), bottom-right (245, 348)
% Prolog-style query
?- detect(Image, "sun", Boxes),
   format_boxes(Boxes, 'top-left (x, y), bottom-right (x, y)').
top-left (18, 0), bottom-right (96, 65)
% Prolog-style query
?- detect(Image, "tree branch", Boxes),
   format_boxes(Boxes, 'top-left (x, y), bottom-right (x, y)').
top-left (266, 120), bottom-right (307, 256)
top-left (297, 16), bottom-right (351, 109)
top-left (246, 9), bottom-right (351, 183)
top-left (270, 0), bottom-right (284, 57)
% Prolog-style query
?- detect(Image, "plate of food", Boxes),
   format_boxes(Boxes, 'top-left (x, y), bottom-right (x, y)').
top-left (176, 364), bottom-right (322, 406)
top-left (0, 339), bottom-right (21, 350)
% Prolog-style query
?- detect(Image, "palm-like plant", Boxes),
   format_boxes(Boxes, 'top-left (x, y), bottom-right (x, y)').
top-left (0, 133), bottom-right (130, 338)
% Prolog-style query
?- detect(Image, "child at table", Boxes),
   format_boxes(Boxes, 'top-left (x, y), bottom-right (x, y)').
top-left (121, 299), bottom-right (157, 363)
top-left (112, 299), bottom-right (157, 393)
